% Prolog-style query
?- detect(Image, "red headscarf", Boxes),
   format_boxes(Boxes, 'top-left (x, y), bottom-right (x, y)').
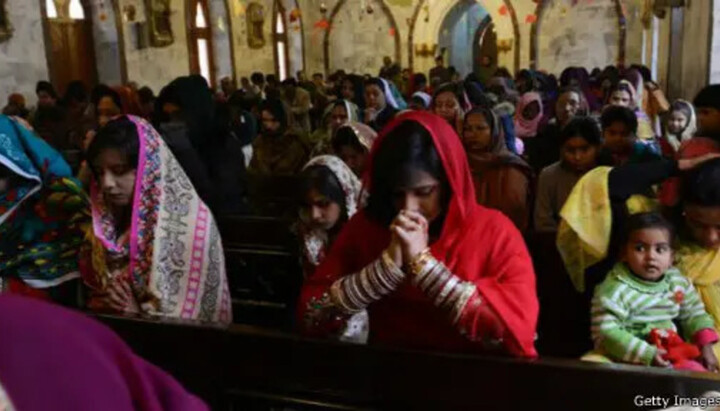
top-left (300, 111), bottom-right (538, 357)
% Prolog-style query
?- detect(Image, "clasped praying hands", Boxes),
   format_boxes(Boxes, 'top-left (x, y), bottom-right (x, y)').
top-left (388, 209), bottom-right (430, 270)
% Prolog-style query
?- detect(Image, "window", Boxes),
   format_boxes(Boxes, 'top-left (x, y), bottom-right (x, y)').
top-left (69, 0), bottom-right (85, 19)
top-left (46, 0), bottom-right (58, 19)
top-left (189, 0), bottom-right (215, 87)
top-left (274, 9), bottom-right (288, 81)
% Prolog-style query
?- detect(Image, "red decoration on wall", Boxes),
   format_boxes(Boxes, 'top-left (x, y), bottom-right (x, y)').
top-left (289, 8), bottom-right (301, 23)
top-left (498, 5), bottom-right (508, 16)
top-left (525, 14), bottom-right (537, 24)
top-left (389, 27), bottom-right (396, 37)
top-left (314, 19), bottom-right (330, 30)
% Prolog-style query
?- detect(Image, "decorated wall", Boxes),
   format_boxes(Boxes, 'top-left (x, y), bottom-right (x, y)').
top-left (535, 0), bottom-right (620, 75)
top-left (0, 0), bottom-right (49, 105)
top-left (91, 0), bottom-right (124, 85)
top-left (327, 0), bottom-right (398, 75)
top-left (117, 0), bottom-right (190, 93)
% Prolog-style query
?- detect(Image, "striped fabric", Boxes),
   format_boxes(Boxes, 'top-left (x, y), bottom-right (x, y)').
top-left (591, 263), bottom-right (715, 365)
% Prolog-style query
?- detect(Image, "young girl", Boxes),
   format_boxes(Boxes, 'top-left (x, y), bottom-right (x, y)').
top-left (589, 212), bottom-right (719, 372)
top-left (331, 122), bottom-right (377, 177)
top-left (297, 155), bottom-right (366, 342)
top-left (298, 155), bottom-right (362, 276)
top-left (661, 100), bottom-right (697, 156)
top-left (82, 116), bottom-right (232, 324)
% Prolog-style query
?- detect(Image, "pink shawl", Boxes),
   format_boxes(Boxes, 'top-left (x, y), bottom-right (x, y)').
top-left (86, 116), bottom-right (232, 324)
top-left (514, 92), bottom-right (543, 138)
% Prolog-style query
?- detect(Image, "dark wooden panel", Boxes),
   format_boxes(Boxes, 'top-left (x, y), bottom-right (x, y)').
top-left (99, 315), bottom-right (720, 411)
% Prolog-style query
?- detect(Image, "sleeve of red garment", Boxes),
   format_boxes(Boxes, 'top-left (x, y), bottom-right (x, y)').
top-left (296, 216), bottom-right (362, 337)
top-left (456, 217), bottom-right (539, 358)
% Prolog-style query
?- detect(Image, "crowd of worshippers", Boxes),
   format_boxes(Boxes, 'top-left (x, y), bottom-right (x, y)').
top-left (5, 61), bottom-right (720, 374)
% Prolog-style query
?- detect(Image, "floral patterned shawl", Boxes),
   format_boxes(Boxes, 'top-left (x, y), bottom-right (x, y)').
top-left (0, 115), bottom-right (88, 289)
top-left (84, 116), bottom-right (232, 324)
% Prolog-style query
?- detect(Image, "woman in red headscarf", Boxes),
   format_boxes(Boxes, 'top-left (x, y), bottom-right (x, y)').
top-left (298, 111), bottom-right (538, 358)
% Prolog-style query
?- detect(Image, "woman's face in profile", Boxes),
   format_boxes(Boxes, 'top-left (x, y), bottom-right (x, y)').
top-left (684, 203), bottom-right (720, 250)
top-left (391, 169), bottom-right (443, 224)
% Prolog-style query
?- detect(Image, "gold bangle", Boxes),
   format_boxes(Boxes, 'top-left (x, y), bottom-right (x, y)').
top-left (409, 248), bottom-right (433, 277)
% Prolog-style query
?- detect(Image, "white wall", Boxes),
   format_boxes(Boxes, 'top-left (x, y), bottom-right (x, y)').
top-left (0, 0), bottom-right (49, 105)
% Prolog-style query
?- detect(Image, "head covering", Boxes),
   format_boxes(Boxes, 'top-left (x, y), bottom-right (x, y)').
top-left (85, 116), bottom-right (232, 324)
top-left (333, 121), bottom-right (378, 152)
top-left (299, 155), bottom-right (362, 267)
top-left (513, 92), bottom-right (543, 138)
top-left (112, 86), bottom-right (143, 117)
top-left (612, 80), bottom-right (638, 109)
top-left (664, 99), bottom-right (697, 152)
top-left (259, 98), bottom-right (290, 133)
top-left (463, 107), bottom-right (530, 173)
top-left (368, 78), bottom-right (401, 110)
top-left (0, 115), bottom-right (88, 290)
top-left (411, 91), bottom-right (431, 109)
top-left (693, 85), bottom-right (720, 111)
top-left (300, 111), bottom-right (538, 357)
top-left (0, 294), bottom-right (208, 411)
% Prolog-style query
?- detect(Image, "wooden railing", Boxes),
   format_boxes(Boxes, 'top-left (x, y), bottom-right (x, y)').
top-left (98, 314), bottom-right (720, 411)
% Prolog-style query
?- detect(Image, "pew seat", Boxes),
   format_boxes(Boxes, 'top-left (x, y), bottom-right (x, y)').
top-left (99, 315), bottom-right (720, 411)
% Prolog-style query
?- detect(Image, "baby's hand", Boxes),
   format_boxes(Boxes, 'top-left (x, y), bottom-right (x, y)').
top-left (702, 344), bottom-right (719, 373)
top-left (652, 348), bottom-right (671, 368)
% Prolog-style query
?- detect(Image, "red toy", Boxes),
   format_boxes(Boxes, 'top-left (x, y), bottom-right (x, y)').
top-left (647, 328), bottom-right (705, 371)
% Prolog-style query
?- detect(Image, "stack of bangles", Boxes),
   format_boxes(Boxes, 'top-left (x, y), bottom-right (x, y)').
top-left (408, 248), bottom-right (478, 323)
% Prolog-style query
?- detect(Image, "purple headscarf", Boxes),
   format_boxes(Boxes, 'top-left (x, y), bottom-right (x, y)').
top-left (0, 295), bottom-right (208, 411)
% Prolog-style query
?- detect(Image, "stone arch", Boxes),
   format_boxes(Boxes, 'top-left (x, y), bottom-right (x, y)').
top-left (530, 0), bottom-right (626, 73)
top-left (408, 0), bottom-right (520, 74)
top-left (323, 0), bottom-right (401, 75)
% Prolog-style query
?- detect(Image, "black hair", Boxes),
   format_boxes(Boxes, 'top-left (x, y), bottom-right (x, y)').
top-left (63, 81), bottom-right (88, 104)
top-left (138, 86), bottom-right (155, 104)
top-left (413, 73), bottom-right (427, 87)
top-left (332, 126), bottom-right (366, 154)
top-left (258, 99), bottom-right (288, 131)
top-left (559, 116), bottom-right (602, 146)
top-left (282, 78), bottom-right (298, 87)
top-left (343, 75), bottom-right (366, 108)
top-left (621, 212), bottom-right (675, 247)
top-left (250, 72), bottom-right (265, 85)
top-left (312, 73), bottom-right (324, 79)
top-left (432, 83), bottom-right (463, 108)
top-left (630, 64), bottom-right (653, 83)
top-left (86, 117), bottom-right (140, 172)
top-left (557, 86), bottom-right (588, 114)
top-left (693, 85), bottom-right (720, 111)
top-left (35, 81), bottom-right (57, 99)
top-left (601, 105), bottom-right (638, 135)
top-left (364, 77), bottom-right (386, 94)
top-left (299, 165), bottom-right (347, 216)
top-left (91, 85), bottom-right (123, 111)
top-left (266, 74), bottom-right (278, 85)
top-left (682, 158), bottom-right (720, 207)
top-left (365, 120), bottom-right (450, 226)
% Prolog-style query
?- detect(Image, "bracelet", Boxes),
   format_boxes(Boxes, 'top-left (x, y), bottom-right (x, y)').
top-left (409, 248), bottom-right (433, 277)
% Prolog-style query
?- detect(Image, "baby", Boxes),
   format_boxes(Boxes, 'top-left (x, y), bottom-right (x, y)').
top-left (591, 212), bottom-right (719, 371)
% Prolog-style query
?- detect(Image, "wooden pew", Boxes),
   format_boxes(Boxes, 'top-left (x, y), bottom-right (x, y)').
top-left (218, 215), bottom-right (302, 330)
top-left (99, 315), bottom-right (720, 411)
top-left (246, 175), bottom-right (303, 219)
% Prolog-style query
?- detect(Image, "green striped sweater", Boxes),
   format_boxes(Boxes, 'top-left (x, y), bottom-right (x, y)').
top-left (591, 263), bottom-right (715, 365)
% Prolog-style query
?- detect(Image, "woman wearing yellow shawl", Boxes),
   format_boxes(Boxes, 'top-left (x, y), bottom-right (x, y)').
top-left (557, 138), bottom-right (720, 359)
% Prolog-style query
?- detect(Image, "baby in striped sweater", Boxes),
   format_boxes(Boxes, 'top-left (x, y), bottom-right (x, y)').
top-left (591, 212), bottom-right (719, 371)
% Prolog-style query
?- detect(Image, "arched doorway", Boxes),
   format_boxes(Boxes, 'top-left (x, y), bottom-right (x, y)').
top-left (437, 0), bottom-right (490, 79)
top-left (187, 0), bottom-right (216, 87)
top-left (473, 17), bottom-right (498, 80)
top-left (41, 0), bottom-right (98, 95)
top-left (409, 0), bottom-right (519, 76)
